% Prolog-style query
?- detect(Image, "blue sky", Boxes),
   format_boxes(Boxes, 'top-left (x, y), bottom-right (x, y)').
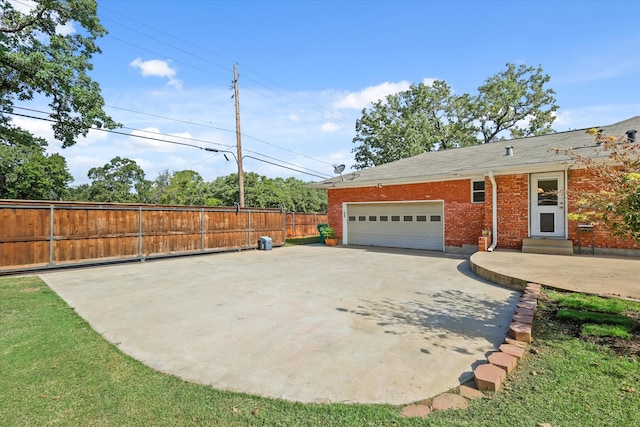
top-left (14, 0), bottom-right (640, 185)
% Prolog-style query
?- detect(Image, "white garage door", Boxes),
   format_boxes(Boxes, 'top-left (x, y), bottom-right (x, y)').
top-left (345, 202), bottom-right (444, 251)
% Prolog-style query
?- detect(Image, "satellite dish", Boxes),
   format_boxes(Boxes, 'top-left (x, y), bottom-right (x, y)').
top-left (333, 164), bottom-right (345, 181)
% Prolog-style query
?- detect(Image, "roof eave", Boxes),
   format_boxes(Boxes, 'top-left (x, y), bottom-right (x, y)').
top-left (310, 160), bottom-right (581, 189)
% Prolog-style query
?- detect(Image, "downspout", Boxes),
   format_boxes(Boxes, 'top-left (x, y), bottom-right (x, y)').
top-left (488, 170), bottom-right (498, 252)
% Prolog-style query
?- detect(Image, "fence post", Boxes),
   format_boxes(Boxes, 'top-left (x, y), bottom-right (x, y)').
top-left (291, 212), bottom-right (296, 238)
top-left (49, 204), bottom-right (54, 266)
top-left (247, 209), bottom-right (252, 249)
top-left (201, 208), bottom-right (205, 251)
top-left (138, 207), bottom-right (143, 261)
top-left (283, 208), bottom-right (287, 244)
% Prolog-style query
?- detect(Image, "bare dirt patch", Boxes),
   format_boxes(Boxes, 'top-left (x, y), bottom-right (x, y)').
top-left (538, 295), bottom-right (640, 358)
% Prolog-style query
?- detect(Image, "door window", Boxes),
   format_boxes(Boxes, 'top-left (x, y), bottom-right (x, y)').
top-left (537, 179), bottom-right (558, 206)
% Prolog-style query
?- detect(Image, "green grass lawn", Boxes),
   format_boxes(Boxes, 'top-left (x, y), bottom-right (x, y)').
top-left (548, 290), bottom-right (639, 341)
top-left (546, 289), bottom-right (638, 314)
top-left (1, 276), bottom-right (639, 426)
top-left (556, 308), bottom-right (636, 329)
top-left (582, 323), bottom-right (633, 339)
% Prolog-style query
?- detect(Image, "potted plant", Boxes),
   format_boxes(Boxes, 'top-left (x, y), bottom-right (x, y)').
top-left (320, 225), bottom-right (338, 246)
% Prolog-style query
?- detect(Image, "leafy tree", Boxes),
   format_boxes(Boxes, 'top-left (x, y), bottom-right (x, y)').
top-left (279, 177), bottom-right (327, 212)
top-left (0, 127), bottom-right (72, 199)
top-left (474, 63), bottom-right (558, 142)
top-left (67, 182), bottom-right (90, 201)
top-left (0, 0), bottom-right (118, 147)
top-left (208, 173), bottom-right (239, 206)
top-left (244, 172), bottom-right (287, 209)
top-left (209, 172), bottom-right (285, 209)
top-left (353, 81), bottom-right (477, 168)
top-left (82, 156), bottom-right (149, 203)
top-left (71, 163), bottom-right (328, 211)
top-left (148, 169), bottom-right (171, 204)
top-left (209, 173), bottom-right (327, 212)
top-left (155, 170), bottom-right (214, 206)
top-left (351, 63), bottom-right (558, 169)
top-left (565, 129), bottom-right (640, 243)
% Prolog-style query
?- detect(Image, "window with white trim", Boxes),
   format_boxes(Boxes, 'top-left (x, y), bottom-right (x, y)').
top-left (472, 179), bottom-right (485, 203)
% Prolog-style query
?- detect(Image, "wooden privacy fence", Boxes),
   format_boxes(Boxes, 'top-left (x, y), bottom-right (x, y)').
top-left (285, 212), bottom-right (328, 239)
top-left (0, 200), bottom-right (290, 272)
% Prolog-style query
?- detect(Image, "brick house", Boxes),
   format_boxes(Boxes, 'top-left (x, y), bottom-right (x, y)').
top-left (311, 116), bottom-right (640, 256)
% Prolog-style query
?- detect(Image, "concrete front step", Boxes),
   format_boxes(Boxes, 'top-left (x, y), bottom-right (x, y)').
top-left (522, 238), bottom-right (574, 255)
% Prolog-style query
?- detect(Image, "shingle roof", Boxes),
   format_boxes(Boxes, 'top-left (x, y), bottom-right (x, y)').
top-left (311, 116), bottom-right (640, 188)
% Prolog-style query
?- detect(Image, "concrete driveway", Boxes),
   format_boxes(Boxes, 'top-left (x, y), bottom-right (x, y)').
top-left (39, 245), bottom-right (520, 405)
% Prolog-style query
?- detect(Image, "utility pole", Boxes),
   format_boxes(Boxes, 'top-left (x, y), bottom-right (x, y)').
top-left (233, 63), bottom-right (245, 208)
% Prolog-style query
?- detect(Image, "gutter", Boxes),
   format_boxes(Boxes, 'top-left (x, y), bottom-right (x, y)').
top-left (488, 170), bottom-right (498, 252)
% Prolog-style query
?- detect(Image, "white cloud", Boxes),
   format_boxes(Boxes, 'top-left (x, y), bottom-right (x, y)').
top-left (321, 122), bottom-right (340, 132)
top-left (421, 77), bottom-right (437, 86)
top-left (332, 78), bottom-right (437, 111)
top-left (122, 127), bottom-right (193, 152)
top-left (11, 114), bottom-right (109, 153)
top-left (8, 0), bottom-right (36, 13)
top-left (56, 22), bottom-right (76, 36)
top-left (130, 58), bottom-right (183, 89)
top-left (64, 154), bottom-right (110, 184)
top-left (332, 81), bottom-right (412, 110)
top-left (289, 113), bottom-right (300, 122)
top-left (514, 115), bottom-right (534, 130)
top-left (9, 1), bottom-right (76, 39)
top-left (552, 104), bottom-right (640, 131)
top-left (72, 127), bottom-right (110, 147)
top-left (11, 116), bottom-right (54, 141)
top-left (552, 111), bottom-right (572, 127)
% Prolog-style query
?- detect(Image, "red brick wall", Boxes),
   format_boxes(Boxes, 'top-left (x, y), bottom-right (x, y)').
top-left (567, 169), bottom-right (640, 251)
top-left (484, 174), bottom-right (530, 249)
top-left (327, 180), bottom-right (484, 249)
top-left (327, 170), bottom-right (640, 252)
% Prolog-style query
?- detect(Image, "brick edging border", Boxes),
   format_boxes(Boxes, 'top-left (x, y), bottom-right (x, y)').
top-left (473, 282), bottom-right (541, 392)
top-left (402, 283), bottom-right (542, 418)
top-left (401, 283), bottom-right (542, 418)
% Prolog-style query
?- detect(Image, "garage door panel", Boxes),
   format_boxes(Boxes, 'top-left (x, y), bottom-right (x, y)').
top-left (346, 202), bottom-right (443, 251)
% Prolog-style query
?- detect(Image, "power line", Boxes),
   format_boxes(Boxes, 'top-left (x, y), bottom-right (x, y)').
top-left (106, 30), bottom-right (328, 123)
top-left (12, 105), bottom-right (333, 176)
top-left (3, 108), bottom-right (332, 179)
top-left (104, 104), bottom-right (336, 167)
top-left (106, 34), bottom-right (229, 82)
top-left (99, 5), bottom-right (352, 126)
top-left (8, 2), bottom-right (347, 170)
top-left (106, 105), bottom-right (235, 135)
top-left (100, 6), bottom-right (236, 68)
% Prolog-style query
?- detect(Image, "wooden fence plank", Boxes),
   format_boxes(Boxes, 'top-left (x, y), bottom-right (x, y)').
top-left (0, 201), bottom-right (324, 271)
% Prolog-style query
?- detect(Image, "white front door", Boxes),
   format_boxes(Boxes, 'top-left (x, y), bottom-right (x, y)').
top-left (530, 172), bottom-right (566, 237)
